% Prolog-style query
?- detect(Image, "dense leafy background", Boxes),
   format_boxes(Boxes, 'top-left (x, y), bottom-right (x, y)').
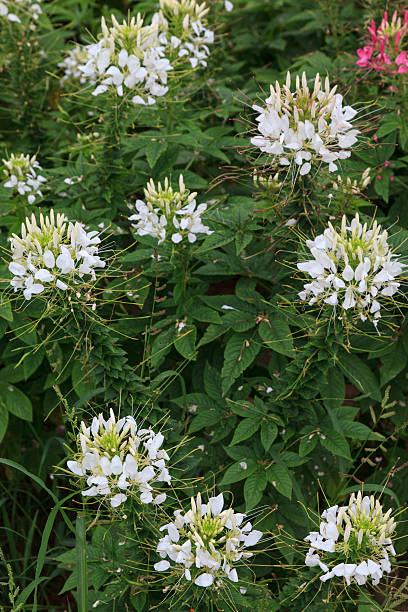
top-left (0, 0), bottom-right (407, 610)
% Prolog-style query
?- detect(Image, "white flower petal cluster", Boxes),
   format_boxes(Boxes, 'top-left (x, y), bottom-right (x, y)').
top-left (2, 153), bottom-right (46, 204)
top-left (63, 2), bottom-right (215, 92)
top-left (250, 72), bottom-right (360, 177)
top-left (305, 492), bottom-right (396, 586)
top-left (0, 0), bottom-right (41, 23)
top-left (157, 0), bottom-right (214, 68)
top-left (8, 210), bottom-right (106, 300)
top-left (128, 174), bottom-right (212, 245)
top-left (67, 409), bottom-right (171, 508)
top-left (78, 14), bottom-right (172, 105)
top-left (58, 46), bottom-right (96, 86)
top-left (297, 213), bottom-right (405, 327)
top-left (154, 493), bottom-right (262, 587)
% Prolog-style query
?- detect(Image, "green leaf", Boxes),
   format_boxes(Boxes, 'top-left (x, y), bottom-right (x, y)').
top-left (380, 346), bottom-right (407, 386)
top-left (203, 362), bottom-right (222, 400)
top-left (186, 303), bottom-right (222, 324)
top-left (174, 324), bottom-right (197, 360)
top-left (341, 421), bottom-right (381, 441)
top-left (320, 430), bottom-right (351, 459)
top-left (0, 404), bottom-right (8, 443)
top-left (0, 348), bottom-right (44, 383)
top-left (258, 317), bottom-right (294, 357)
top-left (130, 593), bottom-right (147, 610)
top-left (189, 408), bottom-right (221, 433)
top-left (221, 334), bottom-right (261, 394)
top-left (220, 461), bottom-right (257, 485)
top-left (230, 417), bottom-right (261, 445)
top-left (71, 360), bottom-right (96, 398)
top-left (0, 381), bottom-right (32, 421)
top-left (299, 435), bottom-right (318, 457)
top-left (145, 140), bottom-right (167, 168)
top-left (244, 470), bottom-right (267, 510)
top-left (261, 421), bottom-right (277, 451)
top-left (321, 367), bottom-right (345, 409)
top-left (0, 295), bottom-right (12, 321)
top-left (338, 351), bottom-right (381, 402)
top-left (266, 463), bottom-right (292, 499)
top-left (195, 232), bottom-right (234, 254)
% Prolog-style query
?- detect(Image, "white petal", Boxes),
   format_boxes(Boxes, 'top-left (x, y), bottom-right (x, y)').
top-left (110, 493), bottom-right (127, 507)
top-left (67, 460), bottom-right (84, 476)
top-left (154, 560), bottom-right (170, 571)
top-left (194, 573), bottom-right (214, 587)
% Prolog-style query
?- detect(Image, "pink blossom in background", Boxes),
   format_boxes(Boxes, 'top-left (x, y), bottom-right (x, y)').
top-left (356, 9), bottom-right (408, 75)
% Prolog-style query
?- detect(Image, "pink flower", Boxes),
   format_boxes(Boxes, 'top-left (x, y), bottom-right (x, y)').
top-left (356, 45), bottom-right (373, 67)
top-left (396, 51), bottom-right (408, 73)
top-left (357, 10), bottom-right (408, 75)
top-left (368, 19), bottom-right (377, 44)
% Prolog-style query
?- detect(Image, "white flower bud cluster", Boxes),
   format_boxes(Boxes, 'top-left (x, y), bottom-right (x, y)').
top-left (305, 492), bottom-right (396, 586)
top-left (154, 493), bottom-right (262, 587)
top-left (297, 213), bottom-right (405, 327)
top-left (250, 72), bottom-right (360, 177)
top-left (58, 46), bottom-right (96, 86)
top-left (156, 0), bottom-right (214, 68)
top-left (128, 174), bottom-right (212, 245)
top-left (67, 409), bottom-right (171, 508)
top-left (79, 14), bottom-right (173, 105)
top-left (8, 210), bottom-right (106, 300)
top-left (0, 0), bottom-right (41, 24)
top-left (332, 167), bottom-right (371, 196)
top-left (2, 153), bottom-right (46, 204)
top-left (253, 170), bottom-right (282, 192)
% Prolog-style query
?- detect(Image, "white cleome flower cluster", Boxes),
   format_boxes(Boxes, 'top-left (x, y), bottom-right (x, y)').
top-left (128, 175), bottom-right (212, 245)
top-left (297, 213), bottom-right (405, 327)
top-left (156, 0), bottom-right (214, 68)
top-left (8, 211), bottom-right (106, 300)
top-left (60, 0), bottom-right (216, 100)
top-left (80, 14), bottom-right (172, 105)
top-left (58, 46), bottom-right (96, 86)
top-left (2, 153), bottom-right (46, 204)
top-left (250, 72), bottom-right (360, 177)
top-left (67, 410), bottom-right (171, 508)
top-left (154, 493), bottom-right (262, 587)
top-left (305, 492), bottom-right (396, 586)
top-left (0, 0), bottom-right (41, 23)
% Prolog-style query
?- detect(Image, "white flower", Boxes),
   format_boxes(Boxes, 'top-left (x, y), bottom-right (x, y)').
top-left (2, 153), bottom-right (46, 204)
top-left (158, 0), bottom-right (214, 68)
top-left (0, 0), bottom-right (20, 22)
top-left (0, 0), bottom-right (41, 23)
top-left (67, 409), bottom-right (171, 508)
top-left (129, 174), bottom-right (212, 245)
top-left (304, 491), bottom-right (396, 587)
top-left (250, 72), bottom-right (360, 179)
top-left (59, 46), bottom-right (96, 86)
top-left (224, 1), bottom-right (234, 11)
top-left (297, 213), bottom-right (405, 327)
top-left (155, 492), bottom-right (262, 587)
top-left (77, 14), bottom-right (173, 106)
top-left (8, 210), bottom-right (106, 300)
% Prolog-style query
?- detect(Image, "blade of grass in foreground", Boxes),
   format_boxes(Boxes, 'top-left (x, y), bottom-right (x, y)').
top-left (0, 458), bottom-right (76, 610)
top-left (76, 515), bottom-right (88, 612)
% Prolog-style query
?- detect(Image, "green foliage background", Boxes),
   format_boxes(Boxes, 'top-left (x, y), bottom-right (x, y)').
top-left (0, 0), bottom-right (407, 610)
